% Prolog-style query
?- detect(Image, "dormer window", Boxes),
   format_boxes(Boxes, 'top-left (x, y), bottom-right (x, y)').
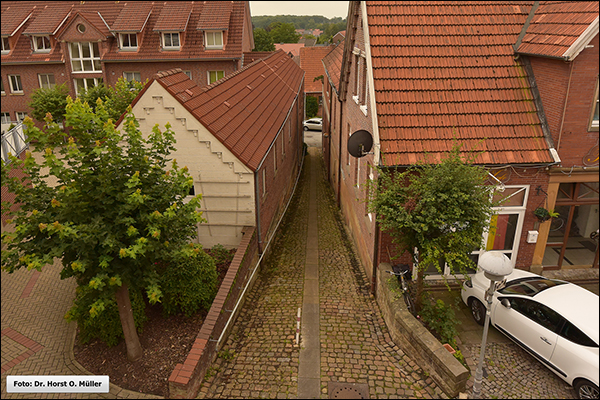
top-left (1, 37), bottom-right (10, 54)
top-left (205, 31), bottom-right (223, 49)
top-left (161, 32), bottom-right (180, 50)
top-left (32, 35), bottom-right (51, 52)
top-left (119, 33), bottom-right (138, 51)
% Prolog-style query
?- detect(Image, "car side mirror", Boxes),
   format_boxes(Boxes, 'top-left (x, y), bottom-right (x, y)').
top-left (500, 298), bottom-right (511, 309)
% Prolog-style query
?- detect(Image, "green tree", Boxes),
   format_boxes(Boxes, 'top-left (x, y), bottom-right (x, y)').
top-left (253, 28), bottom-right (275, 51)
top-left (104, 78), bottom-right (146, 122)
top-left (78, 83), bottom-right (112, 113)
top-left (269, 22), bottom-right (301, 43)
top-left (368, 142), bottom-right (497, 311)
top-left (1, 97), bottom-right (204, 361)
top-left (306, 95), bottom-right (319, 118)
top-left (28, 83), bottom-right (70, 124)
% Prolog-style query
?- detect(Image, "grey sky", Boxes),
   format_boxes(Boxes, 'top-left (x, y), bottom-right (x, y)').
top-left (249, 1), bottom-right (349, 19)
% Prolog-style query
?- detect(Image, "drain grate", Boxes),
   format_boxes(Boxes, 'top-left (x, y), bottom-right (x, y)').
top-left (328, 382), bottom-right (369, 399)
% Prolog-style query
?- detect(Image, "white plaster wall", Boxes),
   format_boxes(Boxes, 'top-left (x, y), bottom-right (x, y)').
top-left (121, 81), bottom-right (256, 249)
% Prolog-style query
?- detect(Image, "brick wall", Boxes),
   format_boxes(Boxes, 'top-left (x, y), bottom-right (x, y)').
top-left (168, 226), bottom-right (258, 399)
top-left (257, 93), bottom-right (304, 252)
top-left (530, 34), bottom-right (599, 167)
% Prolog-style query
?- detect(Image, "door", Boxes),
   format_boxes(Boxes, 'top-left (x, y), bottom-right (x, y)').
top-left (493, 298), bottom-right (560, 368)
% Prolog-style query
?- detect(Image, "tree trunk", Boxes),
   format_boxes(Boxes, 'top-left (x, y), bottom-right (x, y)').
top-left (115, 283), bottom-right (143, 362)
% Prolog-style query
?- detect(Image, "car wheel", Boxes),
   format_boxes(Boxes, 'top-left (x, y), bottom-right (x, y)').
top-left (303, 126), bottom-right (309, 131)
top-left (469, 298), bottom-right (486, 326)
top-left (575, 380), bottom-right (599, 399)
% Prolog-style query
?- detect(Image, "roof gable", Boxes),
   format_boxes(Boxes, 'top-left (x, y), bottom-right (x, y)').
top-left (57, 12), bottom-right (108, 42)
top-left (149, 50), bottom-right (304, 171)
top-left (364, 0), bottom-right (555, 166)
top-left (300, 45), bottom-right (335, 93)
top-left (516, 1), bottom-right (599, 60)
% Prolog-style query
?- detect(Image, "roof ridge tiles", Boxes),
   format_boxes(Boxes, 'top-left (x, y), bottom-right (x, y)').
top-left (155, 68), bottom-right (184, 79)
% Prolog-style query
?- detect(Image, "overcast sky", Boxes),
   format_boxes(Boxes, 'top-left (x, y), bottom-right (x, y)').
top-left (249, 1), bottom-right (349, 19)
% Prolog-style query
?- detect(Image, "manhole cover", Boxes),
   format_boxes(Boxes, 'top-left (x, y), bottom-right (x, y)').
top-left (328, 382), bottom-right (369, 399)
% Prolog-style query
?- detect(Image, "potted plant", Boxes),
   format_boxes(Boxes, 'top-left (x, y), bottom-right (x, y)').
top-left (534, 207), bottom-right (559, 222)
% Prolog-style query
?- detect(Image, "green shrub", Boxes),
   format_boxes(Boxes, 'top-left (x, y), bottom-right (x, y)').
top-left (419, 292), bottom-right (461, 348)
top-left (160, 244), bottom-right (218, 317)
top-left (210, 244), bottom-right (235, 266)
top-left (66, 285), bottom-right (146, 347)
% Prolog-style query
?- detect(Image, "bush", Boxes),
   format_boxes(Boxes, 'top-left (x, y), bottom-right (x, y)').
top-left (66, 285), bottom-right (147, 347)
top-left (419, 292), bottom-right (461, 348)
top-left (160, 244), bottom-right (218, 317)
top-left (210, 244), bottom-right (235, 266)
top-left (306, 95), bottom-right (319, 118)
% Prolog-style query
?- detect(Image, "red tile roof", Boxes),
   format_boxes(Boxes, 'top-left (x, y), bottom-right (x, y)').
top-left (150, 50), bottom-right (304, 171)
top-left (22, 3), bottom-right (73, 35)
top-left (2, 1), bottom-right (249, 64)
top-left (153, 1), bottom-right (193, 32)
top-left (516, 1), bottom-right (599, 59)
top-left (365, 1), bottom-right (555, 166)
top-left (1, 4), bottom-right (35, 36)
top-left (197, 1), bottom-right (233, 31)
top-left (300, 45), bottom-right (335, 94)
top-left (274, 43), bottom-right (304, 57)
top-left (110, 2), bottom-right (153, 33)
top-left (242, 51), bottom-right (276, 67)
top-left (322, 40), bottom-right (344, 95)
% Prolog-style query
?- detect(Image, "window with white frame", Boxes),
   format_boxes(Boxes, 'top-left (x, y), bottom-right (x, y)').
top-left (589, 77), bottom-right (599, 131)
top-left (262, 169), bottom-right (267, 196)
top-left (123, 72), bottom-right (141, 82)
top-left (16, 112), bottom-right (27, 122)
top-left (74, 77), bottom-right (103, 96)
top-left (205, 31), bottom-right (223, 49)
top-left (32, 35), bottom-right (51, 52)
top-left (8, 75), bottom-right (23, 93)
top-left (38, 74), bottom-right (55, 89)
top-left (161, 32), bottom-right (180, 50)
top-left (70, 42), bottom-right (101, 72)
top-left (2, 37), bottom-right (10, 53)
top-left (119, 33), bottom-right (138, 50)
top-left (208, 70), bottom-right (224, 84)
top-left (184, 70), bottom-right (192, 79)
top-left (1, 79), bottom-right (4, 95)
top-left (1, 112), bottom-right (10, 124)
top-left (420, 185), bottom-right (529, 279)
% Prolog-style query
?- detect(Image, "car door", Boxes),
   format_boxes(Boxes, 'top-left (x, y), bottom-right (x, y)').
top-left (492, 297), bottom-right (561, 369)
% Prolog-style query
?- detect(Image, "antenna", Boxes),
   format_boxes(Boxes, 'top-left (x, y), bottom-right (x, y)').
top-left (348, 130), bottom-right (373, 158)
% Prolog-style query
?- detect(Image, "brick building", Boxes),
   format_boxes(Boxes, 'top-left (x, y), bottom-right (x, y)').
top-left (1, 1), bottom-right (254, 130)
top-left (322, 1), bottom-right (598, 290)
top-left (117, 50), bottom-right (305, 250)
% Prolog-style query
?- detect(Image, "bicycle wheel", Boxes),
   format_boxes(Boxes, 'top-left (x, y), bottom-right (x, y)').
top-left (403, 291), bottom-right (416, 316)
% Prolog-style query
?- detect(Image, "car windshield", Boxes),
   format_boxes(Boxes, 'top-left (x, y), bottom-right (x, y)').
top-left (498, 277), bottom-right (567, 297)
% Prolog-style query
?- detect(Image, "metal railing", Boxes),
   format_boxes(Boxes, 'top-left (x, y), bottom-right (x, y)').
top-left (1, 122), bottom-right (29, 164)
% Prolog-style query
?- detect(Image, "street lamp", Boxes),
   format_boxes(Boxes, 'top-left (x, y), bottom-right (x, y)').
top-left (471, 251), bottom-right (513, 399)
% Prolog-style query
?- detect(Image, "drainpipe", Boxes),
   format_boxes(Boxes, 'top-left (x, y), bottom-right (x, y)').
top-left (337, 98), bottom-right (343, 206)
top-left (557, 60), bottom-right (574, 152)
top-left (254, 170), bottom-right (263, 254)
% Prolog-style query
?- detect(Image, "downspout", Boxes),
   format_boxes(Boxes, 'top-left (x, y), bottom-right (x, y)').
top-left (337, 97), bottom-right (343, 206)
top-left (557, 60), bottom-right (574, 152)
top-left (254, 170), bottom-right (263, 254)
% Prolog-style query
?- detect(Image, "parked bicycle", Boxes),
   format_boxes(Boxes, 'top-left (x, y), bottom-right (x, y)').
top-left (387, 263), bottom-right (417, 316)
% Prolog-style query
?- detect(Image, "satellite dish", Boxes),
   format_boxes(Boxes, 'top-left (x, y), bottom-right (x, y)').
top-left (348, 130), bottom-right (373, 158)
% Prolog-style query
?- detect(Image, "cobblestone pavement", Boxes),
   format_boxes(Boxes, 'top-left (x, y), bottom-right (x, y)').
top-left (198, 149), bottom-right (447, 399)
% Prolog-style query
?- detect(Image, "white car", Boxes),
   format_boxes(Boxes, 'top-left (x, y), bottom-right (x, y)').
top-left (461, 268), bottom-right (599, 399)
top-left (303, 117), bottom-right (322, 131)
